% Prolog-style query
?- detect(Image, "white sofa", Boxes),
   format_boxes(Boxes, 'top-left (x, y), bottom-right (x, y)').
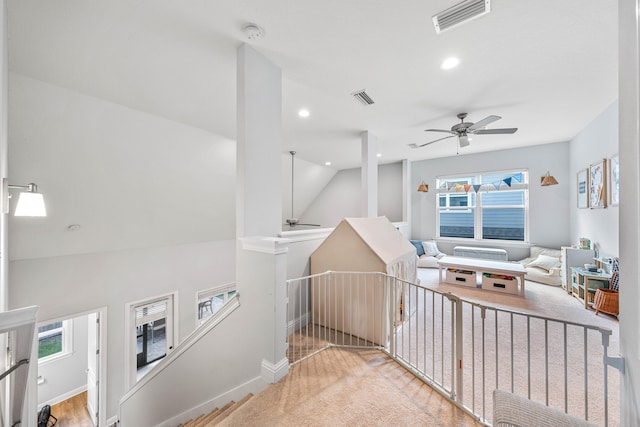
top-left (411, 240), bottom-right (446, 268)
top-left (517, 246), bottom-right (562, 286)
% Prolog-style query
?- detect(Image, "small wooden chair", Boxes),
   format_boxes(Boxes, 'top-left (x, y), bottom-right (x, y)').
top-left (594, 271), bottom-right (619, 317)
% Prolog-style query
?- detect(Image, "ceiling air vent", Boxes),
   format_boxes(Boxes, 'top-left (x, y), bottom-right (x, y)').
top-left (433, 0), bottom-right (491, 34)
top-left (351, 89), bottom-right (375, 106)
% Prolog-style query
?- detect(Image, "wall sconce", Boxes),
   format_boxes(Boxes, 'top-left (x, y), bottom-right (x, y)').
top-left (540, 172), bottom-right (559, 187)
top-left (2, 178), bottom-right (47, 216)
top-left (417, 182), bottom-right (429, 192)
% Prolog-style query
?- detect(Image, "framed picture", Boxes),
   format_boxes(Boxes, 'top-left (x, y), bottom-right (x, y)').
top-left (577, 169), bottom-right (589, 209)
top-left (589, 159), bottom-right (607, 209)
top-left (609, 154), bottom-right (619, 206)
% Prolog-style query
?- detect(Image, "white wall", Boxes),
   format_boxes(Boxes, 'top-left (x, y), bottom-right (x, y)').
top-left (410, 142), bottom-right (570, 259)
top-left (37, 315), bottom-right (88, 407)
top-left (618, 1), bottom-right (640, 424)
top-left (281, 154), bottom-right (336, 226)
top-left (301, 162), bottom-right (403, 227)
top-left (8, 74), bottom-right (236, 260)
top-left (569, 101), bottom-right (619, 259)
top-left (10, 239), bottom-right (235, 420)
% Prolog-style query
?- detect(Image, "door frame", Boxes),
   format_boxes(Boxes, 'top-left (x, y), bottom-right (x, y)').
top-left (124, 291), bottom-right (178, 388)
top-left (36, 306), bottom-right (108, 427)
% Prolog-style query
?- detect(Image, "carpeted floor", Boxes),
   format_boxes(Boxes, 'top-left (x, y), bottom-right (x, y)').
top-left (219, 268), bottom-right (619, 426)
top-left (219, 347), bottom-right (483, 427)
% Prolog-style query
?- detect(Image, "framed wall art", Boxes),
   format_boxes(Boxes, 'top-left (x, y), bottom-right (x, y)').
top-left (609, 154), bottom-right (619, 206)
top-left (589, 159), bottom-right (607, 209)
top-left (577, 168), bottom-right (589, 209)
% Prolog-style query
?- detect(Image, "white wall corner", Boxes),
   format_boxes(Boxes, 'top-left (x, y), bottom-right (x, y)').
top-left (261, 357), bottom-right (289, 384)
top-left (240, 236), bottom-right (291, 254)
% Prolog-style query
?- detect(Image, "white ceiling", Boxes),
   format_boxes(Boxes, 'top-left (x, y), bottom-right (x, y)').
top-left (6, 0), bottom-right (618, 170)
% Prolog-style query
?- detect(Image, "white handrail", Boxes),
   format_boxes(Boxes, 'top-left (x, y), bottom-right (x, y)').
top-left (0, 305), bottom-right (38, 427)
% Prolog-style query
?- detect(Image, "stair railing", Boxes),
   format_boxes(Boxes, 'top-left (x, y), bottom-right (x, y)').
top-left (286, 271), bottom-right (623, 427)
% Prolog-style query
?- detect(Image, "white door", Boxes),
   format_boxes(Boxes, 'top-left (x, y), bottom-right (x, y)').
top-left (86, 313), bottom-right (99, 426)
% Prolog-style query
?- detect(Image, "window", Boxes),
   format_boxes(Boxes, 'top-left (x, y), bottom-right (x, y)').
top-left (436, 171), bottom-right (528, 242)
top-left (197, 283), bottom-right (237, 325)
top-left (38, 320), bottom-right (72, 362)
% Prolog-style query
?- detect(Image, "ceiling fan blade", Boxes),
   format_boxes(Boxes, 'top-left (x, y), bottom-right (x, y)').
top-left (473, 127), bottom-right (518, 135)
top-left (410, 135), bottom-right (455, 148)
top-left (424, 129), bottom-right (456, 134)
top-left (468, 115), bottom-right (501, 131)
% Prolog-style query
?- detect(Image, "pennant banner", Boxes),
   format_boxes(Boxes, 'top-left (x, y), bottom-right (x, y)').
top-left (438, 172), bottom-right (524, 193)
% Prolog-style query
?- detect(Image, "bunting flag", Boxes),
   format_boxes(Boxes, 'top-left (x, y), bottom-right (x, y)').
top-left (438, 172), bottom-right (524, 193)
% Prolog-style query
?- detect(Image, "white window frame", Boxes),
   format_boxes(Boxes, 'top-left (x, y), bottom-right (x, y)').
top-left (37, 319), bottom-right (73, 365)
top-left (125, 292), bottom-right (178, 387)
top-left (436, 169), bottom-right (529, 243)
top-left (196, 282), bottom-right (236, 327)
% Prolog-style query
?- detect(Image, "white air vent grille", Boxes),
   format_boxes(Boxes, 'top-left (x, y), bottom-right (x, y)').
top-left (351, 90), bottom-right (375, 106)
top-left (433, 0), bottom-right (491, 34)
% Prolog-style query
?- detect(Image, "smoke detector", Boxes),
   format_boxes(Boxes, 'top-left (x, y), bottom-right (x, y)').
top-left (433, 0), bottom-right (491, 34)
top-left (243, 23), bottom-right (265, 40)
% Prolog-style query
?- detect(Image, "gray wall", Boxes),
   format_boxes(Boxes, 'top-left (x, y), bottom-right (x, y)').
top-left (569, 101), bottom-right (619, 259)
top-left (301, 161), bottom-right (403, 227)
top-left (410, 142), bottom-right (570, 259)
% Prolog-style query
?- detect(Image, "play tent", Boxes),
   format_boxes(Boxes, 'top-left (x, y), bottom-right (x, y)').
top-left (309, 216), bottom-right (416, 344)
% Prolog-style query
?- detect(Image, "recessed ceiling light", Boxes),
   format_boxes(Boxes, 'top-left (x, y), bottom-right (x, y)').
top-left (325, 161), bottom-right (332, 166)
top-left (298, 109), bottom-right (310, 118)
top-left (376, 153), bottom-right (382, 158)
top-left (441, 57), bottom-right (460, 70)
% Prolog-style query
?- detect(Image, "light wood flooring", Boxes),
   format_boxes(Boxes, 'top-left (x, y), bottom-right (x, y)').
top-left (48, 391), bottom-right (94, 427)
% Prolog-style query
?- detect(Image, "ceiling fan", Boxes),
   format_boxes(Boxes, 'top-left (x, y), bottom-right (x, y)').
top-left (285, 151), bottom-right (321, 228)
top-left (409, 113), bottom-right (518, 149)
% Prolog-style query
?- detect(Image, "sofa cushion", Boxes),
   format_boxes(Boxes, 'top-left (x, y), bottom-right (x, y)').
top-left (422, 241), bottom-right (442, 256)
top-left (410, 240), bottom-right (425, 256)
top-left (527, 254), bottom-right (561, 272)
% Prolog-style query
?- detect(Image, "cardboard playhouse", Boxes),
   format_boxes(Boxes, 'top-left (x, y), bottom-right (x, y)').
top-left (310, 216), bottom-right (416, 345)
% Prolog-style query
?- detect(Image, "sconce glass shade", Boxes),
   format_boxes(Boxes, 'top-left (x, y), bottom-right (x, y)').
top-left (417, 183), bottom-right (429, 192)
top-left (540, 173), bottom-right (559, 187)
top-left (14, 191), bottom-right (46, 216)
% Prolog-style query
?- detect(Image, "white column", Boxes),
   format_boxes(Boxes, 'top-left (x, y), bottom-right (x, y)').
top-left (402, 159), bottom-right (411, 223)
top-left (236, 44), bottom-right (282, 238)
top-left (236, 44), bottom-right (288, 384)
top-left (361, 131), bottom-right (378, 217)
top-left (618, 0), bottom-right (640, 424)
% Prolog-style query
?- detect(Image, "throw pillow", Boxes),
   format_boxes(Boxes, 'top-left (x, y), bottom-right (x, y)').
top-left (527, 254), bottom-right (561, 272)
top-left (422, 241), bottom-right (441, 257)
top-left (410, 240), bottom-right (425, 256)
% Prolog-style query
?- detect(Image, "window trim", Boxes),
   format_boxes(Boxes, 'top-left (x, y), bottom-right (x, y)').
top-left (196, 282), bottom-right (237, 326)
top-left (436, 170), bottom-right (529, 243)
top-left (37, 319), bottom-right (73, 365)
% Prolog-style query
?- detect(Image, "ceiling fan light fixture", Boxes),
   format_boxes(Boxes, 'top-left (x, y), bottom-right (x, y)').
top-left (459, 135), bottom-right (471, 147)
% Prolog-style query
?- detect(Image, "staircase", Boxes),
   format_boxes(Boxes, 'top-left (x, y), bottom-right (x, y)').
top-left (179, 394), bottom-right (253, 427)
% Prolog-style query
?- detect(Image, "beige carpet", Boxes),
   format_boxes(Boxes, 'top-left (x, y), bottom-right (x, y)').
top-left (218, 347), bottom-right (482, 427)
top-left (219, 268), bottom-right (619, 426)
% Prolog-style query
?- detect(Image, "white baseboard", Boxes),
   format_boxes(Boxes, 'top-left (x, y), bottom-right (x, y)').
top-left (156, 376), bottom-right (267, 427)
top-left (287, 312), bottom-right (309, 335)
top-left (261, 357), bottom-right (289, 384)
top-left (38, 385), bottom-right (87, 410)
